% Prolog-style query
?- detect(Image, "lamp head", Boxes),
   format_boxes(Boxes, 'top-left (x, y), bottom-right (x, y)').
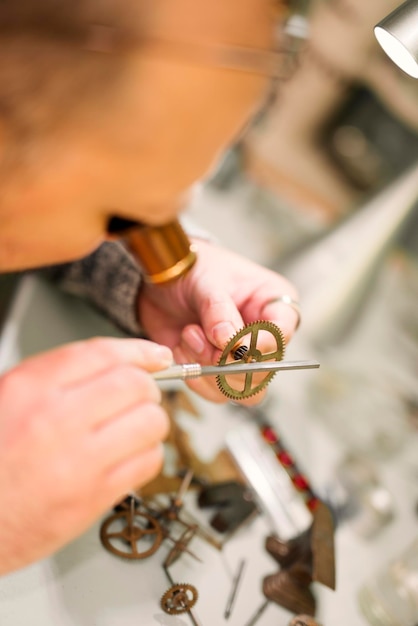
top-left (375, 0), bottom-right (418, 78)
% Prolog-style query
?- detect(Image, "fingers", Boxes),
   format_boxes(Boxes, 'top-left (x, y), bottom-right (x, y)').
top-left (191, 287), bottom-right (244, 350)
top-left (180, 324), bottom-right (221, 362)
top-left (21, 337), bottom-right (173, 388)
top-left (92, 403), bottom-right (169, 471)
top-left (239, 280), bottom-right (300, 343)
top-left (173, 344), bottom-right (228, 403)
top-left (104, 444), bottom-right (165, 497)
top-left (63, 364), bottom-right (162, 429)
top-left (259, 300), bottom-right (300, 343)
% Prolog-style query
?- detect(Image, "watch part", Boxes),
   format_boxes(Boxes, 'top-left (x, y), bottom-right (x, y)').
top-left (100, 509), bottom-right (164, 559)
top-left (160, 583), bottom-right (199, 615)
top-left (216, 320), bottom-right (285, 400)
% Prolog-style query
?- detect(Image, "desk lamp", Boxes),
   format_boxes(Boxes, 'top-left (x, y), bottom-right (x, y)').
top-left (375, 0), bottom-right (418, 78)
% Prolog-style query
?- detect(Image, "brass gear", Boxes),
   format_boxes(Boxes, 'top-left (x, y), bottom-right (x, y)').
top-left (160, 583), bottom-right (198, 615)
top-left (216, 321), bottom-right (285, 400)
top-left (100, 510), bottom-right (164, 560)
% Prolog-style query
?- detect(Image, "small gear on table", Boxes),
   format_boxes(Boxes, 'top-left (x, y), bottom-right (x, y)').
top-left (160, 583), bottom-right (199, 615)
top-left (100, 509), bottom-right (164, 560)
top-left (216, 320), bottom-right (285, 400)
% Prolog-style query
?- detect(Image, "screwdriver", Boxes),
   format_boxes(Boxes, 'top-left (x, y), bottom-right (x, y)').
top-left (153, 359), bottom-right (319, 382)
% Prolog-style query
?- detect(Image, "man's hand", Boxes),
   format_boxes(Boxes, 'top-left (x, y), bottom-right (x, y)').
top-left (138, 240), bottom-right (300, 402)
top-left (0, 337), bottom-right (172, 575)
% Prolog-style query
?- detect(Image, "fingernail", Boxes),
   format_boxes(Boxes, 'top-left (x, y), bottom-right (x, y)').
top-left (184, 327), bottom-right (205, 355)
top-left (155, 345), bottom-right (173, 366)
top-left (212, 322), bottom-right (236, 347)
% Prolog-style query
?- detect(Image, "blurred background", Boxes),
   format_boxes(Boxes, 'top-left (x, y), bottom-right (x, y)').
top-left (1, 0), bottom-right (418, 624)
top-left (187, 0), bottom-right (418, 622)
top-left (187, 0), bottom-right (418, 463)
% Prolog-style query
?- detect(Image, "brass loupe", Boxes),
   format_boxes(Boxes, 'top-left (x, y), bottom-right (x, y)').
top-left (108, 217), bottom-right (197, 284)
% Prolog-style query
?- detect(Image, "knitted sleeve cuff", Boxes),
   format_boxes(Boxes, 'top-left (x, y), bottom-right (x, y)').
top-left (44, 241), bottom-right (143, 336)
top-left (44, 217), bottom-right (215, 337)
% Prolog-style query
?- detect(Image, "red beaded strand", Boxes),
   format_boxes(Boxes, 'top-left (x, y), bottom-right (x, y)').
top-left (259, 422), bottom-right (319, 512)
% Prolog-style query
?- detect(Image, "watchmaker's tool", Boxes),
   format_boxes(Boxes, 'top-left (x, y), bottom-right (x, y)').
top-left (243, 599), bottom-right (270, 626)
top-left (154, 321), bottom-right (319, 400)
top-left (107, 217), bottom-right (197, 284)
top-left (224, 558), bottom-right (246, 619)
top-left (153, 359), bottom-right (319, 384)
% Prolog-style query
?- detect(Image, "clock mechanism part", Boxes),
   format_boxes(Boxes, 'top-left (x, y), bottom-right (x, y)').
top-left (162, 560), bottom-right (202, 626)
top-left (216, 320), bottom-right (286, 400)
top-left (100, 472), bottom-right (205, 560)
top-left (153, 317), bottom-right (318, 397)
top-left (100, 505), bottom-right (202, 562)
top-left (100, 481), bottom-right (204, 625)
top-left (100, 500), bottom-right (164, 560)
top-left (160, 582), bottom-right (199, 615)
top-left (224, 558), bottom-right (246, 619)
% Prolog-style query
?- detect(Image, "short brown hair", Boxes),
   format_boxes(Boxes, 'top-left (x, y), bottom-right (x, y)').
top-left (0, 1), bottom-right (141, 144)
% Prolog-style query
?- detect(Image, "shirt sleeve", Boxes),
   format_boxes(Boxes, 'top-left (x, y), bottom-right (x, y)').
top-left (43, 218), bottom-right (214, 337)
top-left (43, 241), bottom-right (143, 337)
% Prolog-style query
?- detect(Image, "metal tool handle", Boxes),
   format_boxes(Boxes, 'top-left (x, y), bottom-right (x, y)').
top-left (153, 363), bottom-right (202, 381)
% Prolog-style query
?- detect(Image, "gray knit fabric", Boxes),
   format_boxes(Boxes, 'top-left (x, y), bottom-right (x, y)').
top-left (44, 217), bottom-right (213, 337)
top-left (45, 241), bottom-right (143, 336)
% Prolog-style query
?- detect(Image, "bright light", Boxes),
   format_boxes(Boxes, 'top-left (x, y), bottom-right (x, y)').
top-left (375, 25), bottom-right (418, 78)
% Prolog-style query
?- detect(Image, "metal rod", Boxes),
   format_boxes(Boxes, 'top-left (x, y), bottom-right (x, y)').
top-left (162, 565), bottom-right (202, 626)
top-left (175, 469), bottom-right (194, 505)
top-left (153, 359), bottom-right (319, 381)
top-left (224, 559), bottom-right (246, 619)
top-left (243, 599), bottom-right (270, 626)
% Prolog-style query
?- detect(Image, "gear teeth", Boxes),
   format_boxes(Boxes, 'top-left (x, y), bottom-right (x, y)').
top-left (100, 510), bottom-right (163, 560)
top-left (160, 583), bottom-right (198, 615)
top-left (216, 321), bottom-right (285, 400)
top-left (216, 372), bottom-right (278, 401)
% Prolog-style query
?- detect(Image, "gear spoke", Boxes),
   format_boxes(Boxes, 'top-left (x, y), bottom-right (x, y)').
top-left (100, 510), bottom-right (163, 560)
top-left (244, 372), bottom-right (254, 394)
top-left (216, 321), bottom-right (285, 400)
top-left (138, 525), bottom-right (159, 536)
top-left (130, 538), bottom-right (139, 555)
top-left (249, 326), bottom-right (259, 353)
top-left (260, 349), bottom-right (281, 361)
top-left (106, 531), bottom-right (126, 540)
top-left (161, 583), bottom-right (198, 615)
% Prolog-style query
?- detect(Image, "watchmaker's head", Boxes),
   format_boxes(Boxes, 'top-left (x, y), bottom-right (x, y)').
top-left (0, 0), bottom-right (285, 270)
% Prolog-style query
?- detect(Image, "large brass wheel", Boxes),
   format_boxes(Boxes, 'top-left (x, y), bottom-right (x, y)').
top-left (100, 510), bottom-right (163, 560)
top-left (216, 321), bottom-right (285, 400)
